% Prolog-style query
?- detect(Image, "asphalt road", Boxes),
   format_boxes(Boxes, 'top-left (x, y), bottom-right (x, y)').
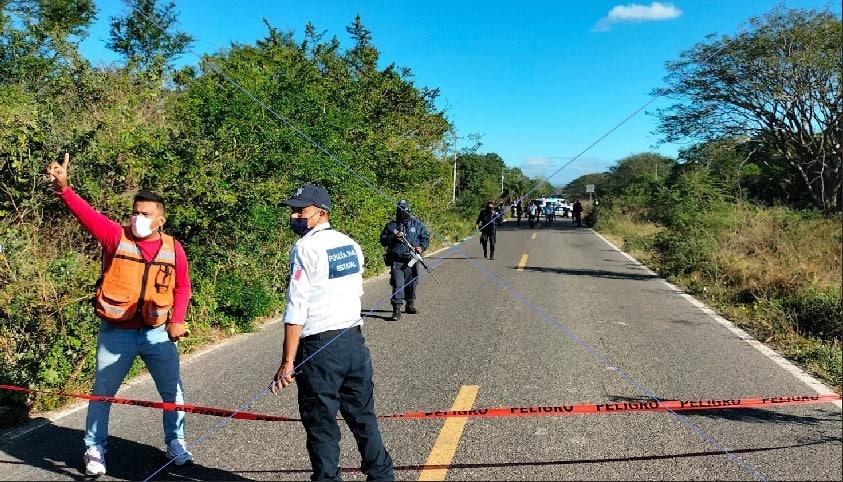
top-left (2, 219), bottom-right (841, 481)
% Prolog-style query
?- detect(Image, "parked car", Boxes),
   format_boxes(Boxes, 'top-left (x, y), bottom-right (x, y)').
top-left (554, 202), bottom-right (571, 217)
top-left (546, 196), bottom-right (572, 217)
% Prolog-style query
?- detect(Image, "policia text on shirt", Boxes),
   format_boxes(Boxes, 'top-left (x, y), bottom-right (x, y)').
top-left (271, 184), bottom-right (395, 481)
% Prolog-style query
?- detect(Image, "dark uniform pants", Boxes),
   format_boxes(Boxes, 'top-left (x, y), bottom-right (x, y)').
top-left (480, 232), bottom-right (496, 258)
top-left (296, 327), bottom-right (394, 481)
top-left (389, 261), bottom-right (417, 305)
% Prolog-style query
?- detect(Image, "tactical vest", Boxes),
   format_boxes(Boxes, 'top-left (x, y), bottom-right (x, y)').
top-left (95, 229), bottom-right (176, 327)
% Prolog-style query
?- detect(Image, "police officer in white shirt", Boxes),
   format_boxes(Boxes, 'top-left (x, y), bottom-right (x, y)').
top-left (271, 184), bottom-right (394, 481)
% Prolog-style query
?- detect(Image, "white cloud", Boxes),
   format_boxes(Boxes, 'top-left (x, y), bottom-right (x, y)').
top-left (515, 156), bottom-right (608, 186)
top-left (593, 2), bottom-right (682, 31)
top-left (519, 156), bottom-right (557, 179)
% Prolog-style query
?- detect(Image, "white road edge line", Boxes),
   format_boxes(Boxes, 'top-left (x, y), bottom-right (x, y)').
top-left (590, 229), bottom-right (841, 409)
top-left (1, 241), bottom-right (462, 444)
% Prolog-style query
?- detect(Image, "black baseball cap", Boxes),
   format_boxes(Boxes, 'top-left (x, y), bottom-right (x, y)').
top-left (283, 184), bottom-right (331, 211)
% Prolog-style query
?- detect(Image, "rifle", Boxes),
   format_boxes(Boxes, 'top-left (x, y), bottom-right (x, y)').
top-left (395, 231), bottom-right (441, 284)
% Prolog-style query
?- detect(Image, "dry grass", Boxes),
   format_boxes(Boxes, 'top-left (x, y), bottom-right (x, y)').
top-left (717, 205), bottom-right (841, 295)
top-left (598, 210), bottom-right (664, 265)
top-left (597, 203), bottom-right (842, 389)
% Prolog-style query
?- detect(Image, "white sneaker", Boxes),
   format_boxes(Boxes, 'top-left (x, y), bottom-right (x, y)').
top-left (83, 445), bottom-right (106, 476)
top-left (166, 439), bottom-right (194, 465)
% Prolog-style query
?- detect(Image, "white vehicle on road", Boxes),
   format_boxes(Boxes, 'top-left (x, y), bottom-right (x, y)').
top-left (547, 195), bottom-right (571, 217)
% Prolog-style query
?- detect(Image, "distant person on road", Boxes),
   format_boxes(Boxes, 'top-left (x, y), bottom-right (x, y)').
top-left (47, 154), bottom-right (193, 477)
top-left (272, 184), bottom-right (394, 481)
top-left (379, 200), bottom-right (430, 321)
top-left (543, 203), bottom-right (554, 227)
top-left (527, 202), bottom-right (538, 228)
top-left (496, 203), bottom-right (505, 225)
top-left (476, 201), bottom-right (498, 260)
top-left (515, 202), bottom-right (523, 226)
top-left (573, 199), bottom-right (583, 227)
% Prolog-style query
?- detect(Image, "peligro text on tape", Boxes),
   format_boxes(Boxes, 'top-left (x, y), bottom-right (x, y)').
top-left (388, 394), bottom-right (840, 419)
top-left (1, 385), bottom-right (838, 422)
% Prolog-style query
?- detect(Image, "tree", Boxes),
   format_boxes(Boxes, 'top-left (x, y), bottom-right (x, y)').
top-left (454, 152), bottom-right (507, 214)
top-left (345, 15), bottom-right (377, 75)
top-left (502, 166), bottom-right (538, 200)
top-left (605, 152), bottom-right (675, 196)
top-left (563, 172), bottom-right (609, 202)
top-left (106, 0), bottom-right (192, 73)
top-left (654, 8), bottom-right (842, 211)
top-left (0, 0), bottom-right (96, 84)
top-left (678, 137), bottom-right (814, 206)
top-left (33, 0), bottom-right (95, 37)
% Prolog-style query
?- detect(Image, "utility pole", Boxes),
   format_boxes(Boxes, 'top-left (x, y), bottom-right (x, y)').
top-left (501, 169), bottom-right (504, 195)
top-left (447, 132), bottom-right (464, 205)
top-left (452, 153), bottom-right (457, 204)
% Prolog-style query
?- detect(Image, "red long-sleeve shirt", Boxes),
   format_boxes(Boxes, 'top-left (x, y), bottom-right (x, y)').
top-left (59, 187), bottom-right (191, 327)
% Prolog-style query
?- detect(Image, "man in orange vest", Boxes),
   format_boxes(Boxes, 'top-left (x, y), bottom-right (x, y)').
top-left (47, 154), bottom-right (192, 477)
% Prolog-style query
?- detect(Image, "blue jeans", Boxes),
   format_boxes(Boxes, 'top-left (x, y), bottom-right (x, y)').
top-left (296, 327), bottom-right (394, 481)
top-left (84, 321), bottom-right (185, 449)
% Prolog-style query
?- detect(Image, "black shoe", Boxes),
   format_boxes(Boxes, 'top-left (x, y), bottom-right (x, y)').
top-left (490, 254), bottom-right (494, 260)
top-left (391, 304), bottom-right (402, 321)
top-left (405, 301), bottom-right (418, 314)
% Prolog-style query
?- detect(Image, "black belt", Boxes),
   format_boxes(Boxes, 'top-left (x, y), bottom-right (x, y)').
top-left (301, 325), bottom-right (360, 342)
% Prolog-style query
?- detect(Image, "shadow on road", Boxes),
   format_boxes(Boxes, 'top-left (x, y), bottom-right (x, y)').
top-left (361, 309), bottom-right (393, 321)
top-left (675, 407), bottom-right (842, 425)
top-left (517, 266), bottom-right (658, 281)
top-left (605, 395), bottom-right (840, 426)
top-left (232, 435), bottom-right (841, 476)
top-left (0, 421), bottom-right (248, 480)
top-left (427, 256), bottom-right (479, 260)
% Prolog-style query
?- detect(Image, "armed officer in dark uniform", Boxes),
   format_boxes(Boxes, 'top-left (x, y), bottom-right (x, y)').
top-left (476, 200), bottom-right (498, 260)
top-left (379, 200), bottom-right (430, 321)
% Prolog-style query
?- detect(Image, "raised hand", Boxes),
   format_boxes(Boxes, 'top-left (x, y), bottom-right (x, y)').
top-left (47, 152), bottom-right (70, 192)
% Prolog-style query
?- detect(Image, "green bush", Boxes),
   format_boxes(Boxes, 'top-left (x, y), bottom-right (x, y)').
top-left (650, 167), bottom-right (730, 276)
top-left (215, 276), bottom-right (277, 331)
top-left (781, 288), bottom-right (842, 341)
top-left (653, 231), bottom-right (716, 276)
top-left (623, 233), bottom-right (657, 252)
top-left (584, 206), bottom-right (598, 227)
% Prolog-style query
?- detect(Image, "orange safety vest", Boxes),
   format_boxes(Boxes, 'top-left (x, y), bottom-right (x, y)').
top-left (95, 229), bottom-right (177, 327)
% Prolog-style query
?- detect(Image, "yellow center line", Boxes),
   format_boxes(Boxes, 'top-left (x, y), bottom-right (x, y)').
top-left (531, 232), bottom-right (537, 240)
top-left (517, 254), bottom-right (529, 271)
top-left (418, 385), bottom-right (479, 481)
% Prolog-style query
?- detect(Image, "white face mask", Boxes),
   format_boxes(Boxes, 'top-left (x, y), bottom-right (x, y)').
top-left (131, 214), bottom-right (157, 238)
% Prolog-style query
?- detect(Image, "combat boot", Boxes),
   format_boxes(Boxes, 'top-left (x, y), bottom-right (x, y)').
top-left (405, 300), bottom-right (418, 314)
top-left (391, 303), bottom-right (402, 321)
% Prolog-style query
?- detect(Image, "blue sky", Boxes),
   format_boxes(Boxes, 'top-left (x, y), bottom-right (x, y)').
top-left (80, 1), bottom-right (839, 187)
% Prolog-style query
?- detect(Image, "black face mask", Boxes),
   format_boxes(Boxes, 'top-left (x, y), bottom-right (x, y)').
top-left (396, 209), bottom-right (410, 222)
top-left (290, 212), bottom-right (319, 236)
